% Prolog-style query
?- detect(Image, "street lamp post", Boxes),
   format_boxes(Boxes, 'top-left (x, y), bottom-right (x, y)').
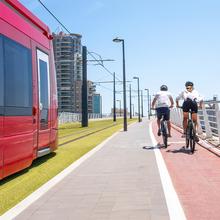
top-left (113, 72), bottom-right (116, 122)
top-left (133, 76), bottom-right (141, 122)
top-left (132, 104), bottom-right (135, 116)
top-left (145, 89), bottom-right (150, 119)
top-left (82, 46), bottom-right (88, 127)
top-left (117, 100), bottom-right (121, 117)
top-left (141, 90), bottom-right (143, 117)
top-left (113, 37), bottom-right (127, 131)
top-left (129, 84), bottom-right (132, 119)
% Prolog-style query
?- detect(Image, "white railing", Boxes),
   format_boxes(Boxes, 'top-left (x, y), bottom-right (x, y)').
top-left (58, 112), bottom-right (114, 124)
top-left (170, 101), bottom-right (220, 146)
top-left (58, 112), bottom-right (81, 124)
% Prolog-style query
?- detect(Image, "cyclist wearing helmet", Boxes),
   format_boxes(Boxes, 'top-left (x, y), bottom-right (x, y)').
top-left (176, 81), bottom-right (203, 141)
top-left (152, 85), bottom-right (174, 137)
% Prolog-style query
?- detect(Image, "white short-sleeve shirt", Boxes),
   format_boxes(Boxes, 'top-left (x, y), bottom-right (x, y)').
top-left (176, 89), bottom-right (203, 102)
top-left (155, 91), bottom-right (172, 108)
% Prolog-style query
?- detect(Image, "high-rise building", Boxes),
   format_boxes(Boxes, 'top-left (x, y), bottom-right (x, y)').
top-left (92, 94), bottom-right (102, 114)
top-left (88, 81), bottom-right (97, 113)
top-left (53, 32), bottom-right (82, 112)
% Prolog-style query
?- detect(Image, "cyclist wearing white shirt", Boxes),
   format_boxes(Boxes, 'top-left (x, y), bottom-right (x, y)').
top-left (152, 85), bottom-right (174, 137)
top-left (176, 81), bottom-right (203, 140)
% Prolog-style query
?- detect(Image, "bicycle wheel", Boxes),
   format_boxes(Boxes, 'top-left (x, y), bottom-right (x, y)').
top-left (161, 121), bottom-right (168, 148)
top-left (185, 135), bottom-right (189, 149)
top-left (190, 125), bottom-right (196, 153)
top-left (186, 121), bottom-right (192, 148)
top-left (185, 127), bottom-right (190, 149)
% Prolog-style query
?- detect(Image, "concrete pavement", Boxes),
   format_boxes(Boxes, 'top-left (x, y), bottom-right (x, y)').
top-left (10, 119), bottom-right (171, 220)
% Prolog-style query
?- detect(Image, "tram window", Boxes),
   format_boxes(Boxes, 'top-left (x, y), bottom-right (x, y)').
top-left (3, 36), bottom-right (32, 116)
top-left (39, 59), bottom-right (49, 129)
top-left (39, 60), bottom-right (49, 110)
top-left (0, 36), bottom-right (3, 115)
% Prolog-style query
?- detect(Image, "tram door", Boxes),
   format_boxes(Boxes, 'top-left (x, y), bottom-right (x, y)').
top-left (37, 50), bottom-right (50, 150)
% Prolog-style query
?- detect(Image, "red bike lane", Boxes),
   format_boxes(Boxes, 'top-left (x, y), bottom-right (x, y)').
top-left (152, 120), bottom-right (220, 220)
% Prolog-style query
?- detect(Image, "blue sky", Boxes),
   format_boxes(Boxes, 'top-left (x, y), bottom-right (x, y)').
top-left (20, 0), bottom-right (220, 114)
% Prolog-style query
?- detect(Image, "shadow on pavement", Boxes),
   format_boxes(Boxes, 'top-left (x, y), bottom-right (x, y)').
top-left (143, 145), bottom-right (166, 150)
top-left (166, 146), bottom-right (197, 155)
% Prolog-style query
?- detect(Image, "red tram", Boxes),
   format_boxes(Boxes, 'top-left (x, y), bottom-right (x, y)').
top-left (0, 0), bottom-right (58, 179)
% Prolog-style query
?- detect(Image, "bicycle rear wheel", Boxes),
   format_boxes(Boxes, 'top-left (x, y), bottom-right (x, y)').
top-left (161, 121), bottom-right (168, 148)
top-left (163, 134), bottom-right (168, 148)
top-left (185, 136), bottom-right (189, 149)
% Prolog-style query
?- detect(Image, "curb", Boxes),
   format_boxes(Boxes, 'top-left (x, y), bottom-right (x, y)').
top-left (171, 123), bottom-right (220, 157)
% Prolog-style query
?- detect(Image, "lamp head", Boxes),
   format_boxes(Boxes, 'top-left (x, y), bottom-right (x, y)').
top-left (113, 37), bottom-right (123, 43)
top-left (133, 76), bottom-right (138, 79)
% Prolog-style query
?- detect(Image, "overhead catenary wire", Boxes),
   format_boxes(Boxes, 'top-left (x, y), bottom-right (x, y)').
top-left (37, 0), bottom-right (136, 103)
top-left (37, 0), bottom-right (122, 83)
top-left (96, 84), bottom-right (113, 92)
top-left (87, 51), bottom-right (122, 81)
top-left (38, 0), bottom-right (71, 34)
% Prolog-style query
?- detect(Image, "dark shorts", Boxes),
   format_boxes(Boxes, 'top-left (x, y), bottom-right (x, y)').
top-left (182, 98), bottom-right (198, 113)
top-left (156, 107), bottom-right (170, 121)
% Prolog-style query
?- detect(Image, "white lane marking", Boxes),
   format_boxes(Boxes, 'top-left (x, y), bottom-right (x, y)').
top-left (1, 131), bottom-right (120, 220)
top-left (149, 122), bottom-right (187, 220)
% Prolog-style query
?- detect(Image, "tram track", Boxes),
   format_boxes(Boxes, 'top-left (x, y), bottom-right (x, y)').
top-left (59, 126), bottom-right (98, 140)
top-left (59, 124), bottom-right (116, 147)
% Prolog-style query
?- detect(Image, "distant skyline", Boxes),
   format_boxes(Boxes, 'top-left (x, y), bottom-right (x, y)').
top-left (20, 0), bottom-right (220, 114)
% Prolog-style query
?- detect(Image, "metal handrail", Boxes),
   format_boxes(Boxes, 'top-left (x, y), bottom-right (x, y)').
top-left (170, 101), bottom-right (220, 145)
top-left (58, 112), bottom-right (114, 124)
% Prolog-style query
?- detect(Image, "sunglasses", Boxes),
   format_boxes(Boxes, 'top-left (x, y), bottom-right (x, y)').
top-left (186, 87), bottom-right (192, 90)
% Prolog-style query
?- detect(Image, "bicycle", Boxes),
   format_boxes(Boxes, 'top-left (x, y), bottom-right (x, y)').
top-left (160, 113), bottom-right (168, 148)
top-left (185, 110), bottom-right (196, 154)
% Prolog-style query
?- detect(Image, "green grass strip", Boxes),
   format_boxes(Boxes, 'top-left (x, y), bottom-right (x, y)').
top-left (0, 118), bottom-right (136, 215)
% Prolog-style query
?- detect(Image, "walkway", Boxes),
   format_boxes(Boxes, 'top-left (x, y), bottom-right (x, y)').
top-left (3, 118), bottom-right (220, 220)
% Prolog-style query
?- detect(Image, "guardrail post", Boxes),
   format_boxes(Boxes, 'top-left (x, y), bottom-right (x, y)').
top-left (214, 102), bottom-right (220, 144)
top-left (196, 111), bottom-right (203, 135)
top-left (201, 104), bottom-right (212, 138)
top-left (176, 108), bottom-right (183, 128)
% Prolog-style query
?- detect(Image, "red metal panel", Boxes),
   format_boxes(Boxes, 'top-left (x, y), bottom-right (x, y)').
top-left (49, 43), bottom-right (58, 151)
top-left (3, 132), bottom-right (33, 178)
top-left (0, 0), bottom-right (58, 179)
top-left (31, 41), bottom-right (39, 160)
top-left (0, 2), bottom-right (50, 48)
top-left (0, 19), bottom-right (30, 49)
top-left (3, 116), bottom-right (33, 137)
top-left (0, 14), bottom-right (35, 178)
top-left (5, 0), bottom-right (50, 35)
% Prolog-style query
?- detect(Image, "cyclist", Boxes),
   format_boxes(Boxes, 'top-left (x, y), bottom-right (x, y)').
top-left (152, 85), bottom-right (174, 137)
top-left (176, 81), bottom-right (203, 141)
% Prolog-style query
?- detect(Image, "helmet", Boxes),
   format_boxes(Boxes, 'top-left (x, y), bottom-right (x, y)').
top-left (185, 81), bottom-right (194, 87)
top-left (160, 85), bottom-right (168, 91)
